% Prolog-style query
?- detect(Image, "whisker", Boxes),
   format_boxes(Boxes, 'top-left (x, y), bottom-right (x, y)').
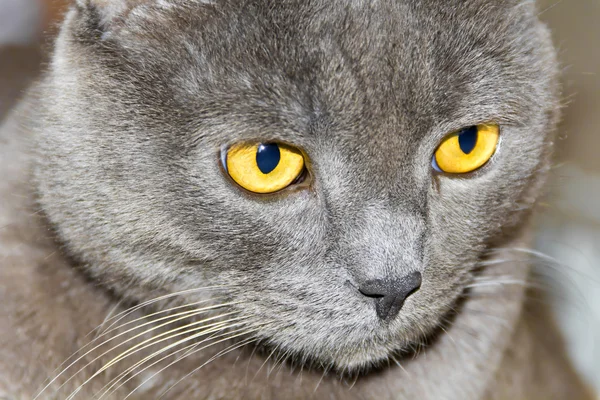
top-left (40, 303), bottom-right (241, 399)
top-left (93, 300), bottom-right (124, 340)
top-left (459, 306), bottom-right (511, 327)
top-left (252, 345), bottom-right (278, 383)
top-left (97, 286), bottom-right (232, 336)
top-left (158, 339), bottom-right (258, 399)
top-left (477, 248), bottom-right (596, 305)
top-left (244, 339), bottom-right (261, 384)
top-left (465, 279), bottom-right (554, 297)
top-left (156, 329), bottom-right (267, 400)
top-left (439, 325), bottom-right (460, 354)
top-left (487, 247), bottom-right (575, 275)
top-left (72, 315), bottom-right (247, 400)
top-left (268, 344), bottom-right (288, 378)
top-left (482, 250), bottom-right (595, 289)
top-left (96, 332), bottom-right (226, 399)
top-left (390, 355), bottom-right (410, 378)
top-left (466, 279), bottom-right (533, 288)
top-left (99, 320), bottom-right (259, 400)
top-left (537, 0), bottom-right (565, 16)
top-left (67, 317), bottom-right (244, 400)
top-left (313, 362), bottom-right (331, 394)
top-left (273, 347), bottom-right (293, 379)
top-left (35, 289), bottom-right (232, 400)
top-left (102, 297), bottom-right (228, 337)
top-left (475, 257), bottom-right (529, 267)
top-left (499, 247), bottom-right (559, 262)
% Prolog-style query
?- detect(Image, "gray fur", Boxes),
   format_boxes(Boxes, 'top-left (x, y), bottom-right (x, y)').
top-left (1, 0), bottom-right (592, 399)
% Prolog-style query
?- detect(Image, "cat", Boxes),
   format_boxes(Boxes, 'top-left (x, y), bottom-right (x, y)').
top-left (0, 0), bottom-right (595, 398)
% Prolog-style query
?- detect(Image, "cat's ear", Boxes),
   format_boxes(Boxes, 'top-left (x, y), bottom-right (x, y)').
top-left (74, 0), bottom-right (149, 28)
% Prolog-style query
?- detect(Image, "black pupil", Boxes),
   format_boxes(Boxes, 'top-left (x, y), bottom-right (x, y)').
top-left (458, 126), bottom-right (478, 154)
top-left (256, 143), bottom-right (281, 174)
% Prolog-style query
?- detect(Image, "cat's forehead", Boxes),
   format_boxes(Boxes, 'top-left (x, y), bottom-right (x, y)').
top-left (73, 0), bottom-right (551, 152)
top-left (97, 0), bottom-right (543, 110)
top-left (110, 0), bottom-right (533, 55)
top-left (102, 0), bottom-right (526, 24)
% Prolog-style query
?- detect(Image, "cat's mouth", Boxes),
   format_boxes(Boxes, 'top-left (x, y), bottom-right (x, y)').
top-left (233, 275), bottom-right (467, 375)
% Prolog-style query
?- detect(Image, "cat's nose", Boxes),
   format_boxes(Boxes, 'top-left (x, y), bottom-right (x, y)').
top-left (358, 272), bottom-right (422, 321)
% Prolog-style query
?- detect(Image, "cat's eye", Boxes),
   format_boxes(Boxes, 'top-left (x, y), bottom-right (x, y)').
top-left (432, 124), bottom-right (500, 174)
top-left (224, 142), bottom-right (305, 194)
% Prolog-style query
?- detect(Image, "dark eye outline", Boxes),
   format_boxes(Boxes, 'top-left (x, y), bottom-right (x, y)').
top-left (431, 154), bottom-right (442, 172)
top-left (221, 145), bottom-right (229, 173)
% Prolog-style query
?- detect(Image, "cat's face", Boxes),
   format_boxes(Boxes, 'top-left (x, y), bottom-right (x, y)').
top-left (36, 0), bottom-right (559, 371)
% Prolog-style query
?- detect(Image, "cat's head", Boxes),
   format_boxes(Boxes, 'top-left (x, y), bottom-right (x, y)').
top-left (34, 0), bottom-right (559, 371)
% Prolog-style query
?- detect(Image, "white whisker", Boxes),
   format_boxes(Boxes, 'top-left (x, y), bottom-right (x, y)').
top-left (102, 297), bottom-right (228, 337)
top-left (390, 355), bottom-right (410, 378)
top-left (42, 303), bottom-right (241, 398)
top-left (99, 321), bottom-right (259, 400)
top-left (35, 288), bottom-right (232, 400)
top-left (68, 315), bottom-right (247, 400)
top-left (156, 331), bottom-right (265, 399)
top-left (252, 344), bottom-right (278, 383)
top-left (97, 286), bottom-right (232, 336)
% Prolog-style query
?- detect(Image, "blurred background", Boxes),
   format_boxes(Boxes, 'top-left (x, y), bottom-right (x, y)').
top-left (0, 0), bottom-right (599, 396)
top-left (535, 0), bottom-right (600, 396)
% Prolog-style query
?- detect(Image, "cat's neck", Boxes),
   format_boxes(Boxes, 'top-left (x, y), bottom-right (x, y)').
top-left (0, 105), bottom-right (528, 399)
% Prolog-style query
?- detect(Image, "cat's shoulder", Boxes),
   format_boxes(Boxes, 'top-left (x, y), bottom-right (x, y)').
top-left (486, 293), bottom-right (595, 400)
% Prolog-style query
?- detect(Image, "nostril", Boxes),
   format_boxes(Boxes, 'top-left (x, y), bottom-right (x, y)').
top-left (358, 271), bottom-right (422, 321)
top-left (360, 292), bottom-right (385, 299)
top-left (402, 271), bottom-right (422, 298)
top-left (358, 281), bottom-right (388, 299)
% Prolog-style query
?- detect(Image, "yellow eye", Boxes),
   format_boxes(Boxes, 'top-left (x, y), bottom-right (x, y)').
top-left (433, 124), bottom-right (500, 174)
top-left (225, 143), bottom-right (305, 194)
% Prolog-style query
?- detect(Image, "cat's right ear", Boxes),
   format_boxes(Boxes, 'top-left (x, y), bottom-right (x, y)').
top-left (73, 0), bottom-right (148, 32)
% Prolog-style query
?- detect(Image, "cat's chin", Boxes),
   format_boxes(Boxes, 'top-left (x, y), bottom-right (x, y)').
top-left (253, 329), bottom-right (419, 375)
top-left (327, 347), bottom-right (404, 374)
top-left (247, 296), bottom-right (458, 375)
top-left (270, 341), bottom-right (412, 376)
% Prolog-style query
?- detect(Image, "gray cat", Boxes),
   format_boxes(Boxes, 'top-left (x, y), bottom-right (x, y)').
top-left (0, 0), bottom-right (594, 398)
